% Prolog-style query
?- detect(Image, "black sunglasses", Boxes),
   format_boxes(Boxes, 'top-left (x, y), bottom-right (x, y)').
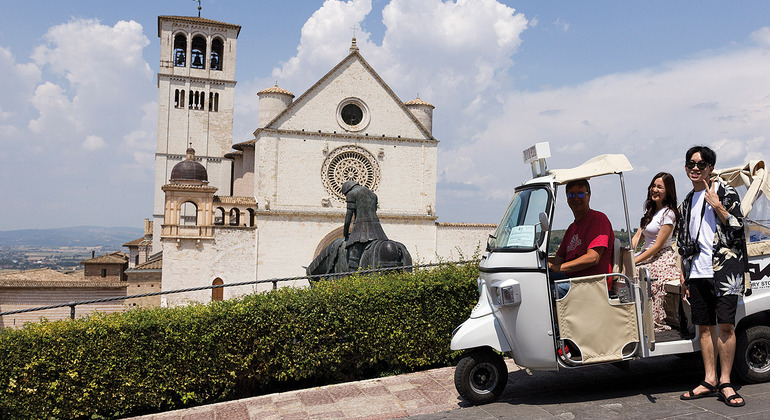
top-left (686, 160), bottom-right (709, 170)
top-left (567, 192), bottom-right (588, 199)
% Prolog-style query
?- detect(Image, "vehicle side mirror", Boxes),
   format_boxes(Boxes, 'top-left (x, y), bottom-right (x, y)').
top-left (538, 212), bottom-right (550, 232)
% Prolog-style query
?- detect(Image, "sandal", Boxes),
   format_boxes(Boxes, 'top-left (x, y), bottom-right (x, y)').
top-left (680, 380), bottom-right (717, 400)
top-left (717, 382), bottom-right (745, 407)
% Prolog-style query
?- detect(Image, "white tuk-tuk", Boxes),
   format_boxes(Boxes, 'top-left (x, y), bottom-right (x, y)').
top-left (450, 143), bottom-right (770, 405)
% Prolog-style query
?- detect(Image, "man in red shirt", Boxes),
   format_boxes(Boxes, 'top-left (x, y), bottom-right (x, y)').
top-left (549, 179), bottom-right (615, 296)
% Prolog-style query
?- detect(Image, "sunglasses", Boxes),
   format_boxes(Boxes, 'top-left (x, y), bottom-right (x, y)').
top-left (686, 160), bottom-right (709, 170)
top-left (567, 192), bottom-right (588, 199)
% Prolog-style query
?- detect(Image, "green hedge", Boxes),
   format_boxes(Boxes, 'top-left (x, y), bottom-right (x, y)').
top-left (0, 262), bottom-right (478, 419)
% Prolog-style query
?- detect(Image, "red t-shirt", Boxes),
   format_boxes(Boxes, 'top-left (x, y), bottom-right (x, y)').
top-left (556, 209), bottom-right (615, 286)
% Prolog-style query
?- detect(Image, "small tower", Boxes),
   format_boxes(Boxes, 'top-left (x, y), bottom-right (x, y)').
top-left (256, 84), bottom-right (294, 128)
top-left (153, 16), bottom-right (241, 252)
top-left (405, 96), bottom-right (435, 135)
top-left (161, 148), bottom-right (218, 247)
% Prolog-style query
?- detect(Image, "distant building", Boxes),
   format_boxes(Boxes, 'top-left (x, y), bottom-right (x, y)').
top-left (0, 268), bottom-right (126, 329)
top-left (123, 219), bottom-right (154, 268)
top-left (124, 252), bottom-right (162, 308)
top-left (141, 16), bottom-right (494, 307)
top-left (80, 251), bottom-right (129, 282)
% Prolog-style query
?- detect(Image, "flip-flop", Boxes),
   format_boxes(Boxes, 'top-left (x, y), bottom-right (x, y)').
top-left (717, 382), bottom-right (745, 407)
top-left (680, 380), bottom-right (717, 400)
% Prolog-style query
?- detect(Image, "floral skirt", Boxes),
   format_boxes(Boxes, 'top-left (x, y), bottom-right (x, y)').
top-left (636, 246), bottom-right (681, 332)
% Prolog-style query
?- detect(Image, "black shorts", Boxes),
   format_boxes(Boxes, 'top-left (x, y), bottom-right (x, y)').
top-left (687, 277), bottom-right (738, 325)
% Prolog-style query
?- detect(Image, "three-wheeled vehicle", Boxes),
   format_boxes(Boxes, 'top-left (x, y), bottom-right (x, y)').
top-left (451, 143), bottom-right (770, 405)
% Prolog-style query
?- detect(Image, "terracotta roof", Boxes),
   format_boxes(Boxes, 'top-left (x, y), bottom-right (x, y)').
top-left (158, 16), bottom-right (241, 37)
top-left (123, 237), bottom-right (152, 247)
top-left (129, 253), bottom-right (163, 271)
top-left (81, 252), bottom-right (128, 265)
top-left (405, 97), bottom-right (435, 108)
top-left (224, 150), bottom-right (243, 159)
top-left (232, 139), bottom-right (256, 151)
top-left (258, 84), bottom-right (295, 97)
top-left (0, 268), bottom-right (124, 288)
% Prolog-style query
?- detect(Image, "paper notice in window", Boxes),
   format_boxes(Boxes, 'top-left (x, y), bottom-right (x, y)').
top-left (506, 225), bottom-right (535, 247)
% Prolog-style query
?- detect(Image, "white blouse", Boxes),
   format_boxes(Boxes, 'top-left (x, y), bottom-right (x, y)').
top-left (642, 207), bottom-right (676, 250)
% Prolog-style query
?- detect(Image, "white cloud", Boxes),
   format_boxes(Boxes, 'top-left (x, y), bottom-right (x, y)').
top-left (82, 135), bottom-right (105, 150)
top-left (439, 44), bottom-right (770, 226)
top-left (751, 26), bottom-right (770, 48)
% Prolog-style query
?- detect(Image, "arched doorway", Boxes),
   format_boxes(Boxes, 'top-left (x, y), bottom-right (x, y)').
top-left (212, 278), bottom-right (224, 301)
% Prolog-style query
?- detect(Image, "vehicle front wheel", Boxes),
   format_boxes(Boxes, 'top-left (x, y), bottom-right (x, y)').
top-left (735, 325), bottom-right (770, 383)
top-left (454, 348), bottom-right (508, 405)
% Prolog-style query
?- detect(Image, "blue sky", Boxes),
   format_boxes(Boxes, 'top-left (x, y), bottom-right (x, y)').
top-left (1, 0), bottom-right (769, 232)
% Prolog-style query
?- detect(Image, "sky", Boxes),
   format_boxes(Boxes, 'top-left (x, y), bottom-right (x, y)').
top-left (1, 0), bottom-right (769, 233)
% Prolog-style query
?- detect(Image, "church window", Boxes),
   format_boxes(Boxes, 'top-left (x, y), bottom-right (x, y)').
top-left (180, 201), bottom-right (198, 225)
top-left (210, 38), bottom-right (223, 71)
top-left (191, 35), bottom-right (207, 69)
top-left (341, 104), bottom-right (363, 125)
top-left (214, 207), bottom-right (225, 225)
top-left (247, 208), bottom-right (255, 227)
top-left (214, 93), bottom-right (219, 112)
top-left (173, 34), bottom-right (187, 67)
top-left (322, 145), bottom-right (381, 200)
top-left (336, 98), bottom-right (370, 131)
top-left (188, 90), bottom-right (194, 108)
top-left (212, 278), bottom-right (224, 301)
top-left (229, 208), bottom-right (240, 226)
top-left (179, 90), bottom-right (185, 108)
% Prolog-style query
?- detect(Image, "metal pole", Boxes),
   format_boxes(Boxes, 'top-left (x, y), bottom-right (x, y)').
top-left (70, 305), bottom-right (76, 320)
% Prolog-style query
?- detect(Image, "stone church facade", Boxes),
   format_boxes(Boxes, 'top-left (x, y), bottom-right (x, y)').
top-left (150, 16), bottom-right (494, 306)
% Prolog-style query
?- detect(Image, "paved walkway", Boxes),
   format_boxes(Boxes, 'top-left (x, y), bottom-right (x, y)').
top-left (127, 361), bottom-right (518, 419)
top-left (128, 356), bottom-right (770, 419)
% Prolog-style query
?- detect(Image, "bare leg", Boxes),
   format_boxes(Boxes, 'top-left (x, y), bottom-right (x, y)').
top-left (682, 325), bottom-right (718, 397)
top-left (717, 323), bottom-right (744, 404)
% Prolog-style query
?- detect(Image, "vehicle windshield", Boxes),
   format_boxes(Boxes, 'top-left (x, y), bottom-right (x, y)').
top-left (489, 186), bottom-right (551, 251)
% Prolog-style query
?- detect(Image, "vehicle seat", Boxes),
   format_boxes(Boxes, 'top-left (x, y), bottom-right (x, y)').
top-left (556, 274), bottom-right (639, 364)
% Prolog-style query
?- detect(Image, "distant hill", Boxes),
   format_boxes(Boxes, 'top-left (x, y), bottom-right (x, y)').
top-left (0, 226), bottom-right (144, 248)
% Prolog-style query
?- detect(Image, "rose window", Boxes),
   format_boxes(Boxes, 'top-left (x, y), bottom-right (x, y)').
top-left (322, 146), bottom-right (380, 199)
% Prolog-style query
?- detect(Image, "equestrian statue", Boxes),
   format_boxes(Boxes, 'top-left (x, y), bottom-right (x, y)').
top-left (306, 181), bottom-right (412, 280)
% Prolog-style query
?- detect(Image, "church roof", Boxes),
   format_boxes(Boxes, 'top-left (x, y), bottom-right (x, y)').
top-left (158, 16), bottom-right (241, 37)
top-left (255, 46), bottom-right (436, 141)
top-left (258, 84), bottom-right (295, 97)
top-left (232, 139), bottom-right (255, 151)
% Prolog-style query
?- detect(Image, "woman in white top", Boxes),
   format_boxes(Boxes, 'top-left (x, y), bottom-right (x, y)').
top-left (632, 172), bottom-right (681, 331)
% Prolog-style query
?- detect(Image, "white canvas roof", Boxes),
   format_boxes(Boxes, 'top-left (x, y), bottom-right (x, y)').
top-left (712, 160), bottom-right (770, 217)
top-left (546, 154), bottom-right (633, 184)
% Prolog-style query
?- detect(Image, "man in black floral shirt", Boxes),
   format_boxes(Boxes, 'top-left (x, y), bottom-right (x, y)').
top-left (677, 146), bottom-right (747, 407)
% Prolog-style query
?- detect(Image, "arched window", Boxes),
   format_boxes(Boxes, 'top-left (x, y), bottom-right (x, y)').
top-left (179, 90), bottom-right (185, 108)
top-left (191, 35), bottom-right (207, 69)
top-left (229, 208), bottom-right (240, 226)
top-left (212, 278), bottom-right (224, 301)
top-left (214, 207), bottom-right (225, 225)
top-left (173, 34), bottom-right (187, 67)
top-left (214, 93), bottom-right (219, 112)
top-left (209, 92), bottom-right (214, 111)
top-left (180, 201), bottom-right (198, 226)
top-left (247, 208), bottom-right (255, 227)
top-left (210, 38), bottom-right (223, 71)
top-left (188, 90), bottom-right (194, 108)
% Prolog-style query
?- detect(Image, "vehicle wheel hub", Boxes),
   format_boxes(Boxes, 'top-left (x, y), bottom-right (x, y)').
top-left (747, 338), bottom-right (770, 373)
top-left (469, 362), bottom-right (498, 394)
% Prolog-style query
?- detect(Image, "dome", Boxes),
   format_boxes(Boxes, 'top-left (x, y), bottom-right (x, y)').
top-left (257, 84), bottom-right (294, 97)
top-left (405, 97), bottom-right (434, 108)
top-left (170, 148), bottom-right (208, 182)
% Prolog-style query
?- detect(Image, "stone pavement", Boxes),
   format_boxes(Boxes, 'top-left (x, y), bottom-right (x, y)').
top-left (128, 356), bottom-right (770, 419)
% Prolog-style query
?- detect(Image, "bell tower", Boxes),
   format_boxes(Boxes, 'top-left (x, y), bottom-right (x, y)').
top-left (152, 16), bottom-right (241, 250)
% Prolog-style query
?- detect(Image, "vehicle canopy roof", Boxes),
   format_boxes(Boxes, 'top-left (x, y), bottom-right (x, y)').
top-left (712, 160), bottom-right (770, 217)
top-left (526, 154), bottom-right (633, 186)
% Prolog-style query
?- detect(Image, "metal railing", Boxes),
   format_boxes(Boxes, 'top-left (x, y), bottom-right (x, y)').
top-left (0, 260), bottom-right (475, 320)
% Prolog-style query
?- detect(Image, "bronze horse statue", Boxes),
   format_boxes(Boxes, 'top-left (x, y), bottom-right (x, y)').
top-left (306, 238), bottom-right (412, 281)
